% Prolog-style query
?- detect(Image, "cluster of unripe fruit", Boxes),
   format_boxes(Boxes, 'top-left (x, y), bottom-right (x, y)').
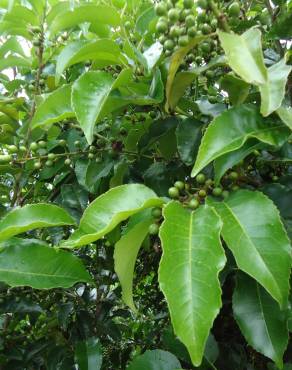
top-left (155, 0), bottom-right (241, 58)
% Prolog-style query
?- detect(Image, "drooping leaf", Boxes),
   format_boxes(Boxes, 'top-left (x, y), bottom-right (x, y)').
top-left (262, 183), bottom-right (292, 220)
top-left (55, 39), bottom-right (127, 84)
top-left (0, 203), bottom-right (75, 242)
top-left (175, 118), bottom-right (203, 165)
top-left (31, 85), bottom-right (74, 130)
top-left (233, 273), bottom-right (289, 368)
top-left (75, 337), bottom-right (102, 370)
top-left (191, 105), bottom-right (289, 178)
top-left (0, 238), bottom-right (92, 289)
top-left (207, 190), bottom-right (291, 308)
top-left (219, 74), bottom-right (250, 106)
top-left (214, 139), bottom-right (265, 184)
top-left (62, 184), bottom-right (163, 248)
top-left (259, 59), bottom-right (292, 117)
top-left (50, 4), bottom-right (121, 36)
top-left (159, 202), bottom-right (226, 366)
top-left (218, 28), bottom-right (267, 85)
top-left (114, 216), bottom-right (152, 311)
top-left (135, 6), bottom-right (157, 36)
top-left (277, 106), bottom-right (292, 130)
top-left (165, 35), bottom-right (208, 112)
top-left (127, 350), bottom-right (181, 370)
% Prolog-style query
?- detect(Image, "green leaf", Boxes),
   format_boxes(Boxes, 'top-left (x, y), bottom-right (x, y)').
top-left (207, 190), bottom-right (291, 308)
top-left (0, 203), bottom-right (75, 242)
top-left (55, 39), bottom-right (127, 85)
top-left (191, 105), bottom-right (290, 178)
top-left (259, 59), bottom-right (292, 117)
top-left (3, 5), bottom-right (38, 26)
top-left (277, 106), bottom-right (292, 130)
top-left (175, 118), bottom-right (203, 165)
top-left (268, 10), bottom-right (292, 40)
top-left (233, 273), bottom-right (289, 368)
top-left (165, 35), bottom-right (208, 112)
top-left (50, 4), bottom-right (121, 36)
top-left (143, 42), bottom-right (163, 72)
top-left (62, 184), bottom-right (163, 248)
top-left (72, 71), bottom-right (127, 144)
top-left (75, 337), bottom-right (102, 370)
top-left (31, 85), bottom-right (74, 130)
top-left (159, 202), bottom-right (226, 366)
top-left (114, 217), bottom-right (152, 311)
top-left (0, 55), bottom-right (31, 71)
top-left (0, 238), bottom-right (92, 289)
top-left (0, 37), bottom-right (26, 59)
top-left (218, 28), bottom-right (267, 85)
top-left (214, 139), bottom-right (265, 184)
top-left (135, 6), bottom-right (157, 35)
top-left (262, 183), bottom-right (292, 220)
top-left (127, 350), bottom-right (181, 370)
top-left (219, 74), bottom-right (250, 106)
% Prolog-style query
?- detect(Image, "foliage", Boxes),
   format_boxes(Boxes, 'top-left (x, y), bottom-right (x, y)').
top-left (0, 0), bottom-right (291, 369)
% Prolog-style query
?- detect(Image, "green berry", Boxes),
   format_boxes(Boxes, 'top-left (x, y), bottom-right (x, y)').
top-left (196, 173), bottom-right (206, 184)
top-left (64, 158), bottom-right (71, 165)
top-left (59, 139), bottom-right (66, 147)
top-left (28, 84), bottom-right (35, 91)
top-left (89, 145), bottom-right (96, 152)
top-left (229, 171), bottom-right (238, 180)
top-left (169, 25), bottom-right (180, 38)
top-left (88, 153), bottom-right (94, 159)
top-left (206, 70), bottom-right (215, 79)
top-left (201, 23), bottom-right (212, 34)
top-left (222, 190), bottom-right (229, 199)
top-left (34, 161), bottom-right (41, 170)
top-left (7, 145), bottom-right (18, 153)
top-left (47, 153), bottom-right (55, 160)
top-left (174, 181), bottom-right (185, 190)
top-left (210, 18), bottom-right (218, 30)
top-left (197, 0), bottom-right (208, 9)
top-left (185, 14), bottom-right (196, 27)
top-left (38, 140), bottom-right (46, 148)
top-left (30, 142), bottom-right (38, 151)
top-left (200, 41), bottom-right (211, 53)
top-left (231, 185), bottom-right (239, 191)
top-left (205, 179), bottom-right (213, 187)
top-left (152, 207), bottom-right (162, 218)
top-left (156, 21), bottom-right (168, 34)
top-left (198, 189), bottom-right (207, 197)
top-left (19, 145), bottom-right (26, 152)
top-left (178, 35), bottom-right (189, 47)
top-left (228, 2), bottom-right (240, 17)
top-left (168, 8), bottom-right (180, 22)
top-left (187, 26), bottom-right (197, 38)
top-left (45, 160), bottom-right (53, 167)
top-left (168, 186), bottom-right (179, 198)
top-left (189, 198), bottom-right (199, 209)
top-left (272, 175), bottom-right (279, 182)
top-left (183, 0), bottom-right (193, 9)
top-left (212, 187), bottom-right (223, 196)
top-left (155, 3), bottom-right (167, 16)
top-left (148, 223), bottom-right (160, 235)
top-left (208, 95), bottom-right (217, 104)
top-left (125, 21), bottom-right (131, 30)
top-left (74, 140), bottom-right (80, 147)
top-left (0, 154), bottom-right (12, 163)
top-left (33, 40), bottom-right (40, 47)
top-left (164, 39), bottom-right (175, 50)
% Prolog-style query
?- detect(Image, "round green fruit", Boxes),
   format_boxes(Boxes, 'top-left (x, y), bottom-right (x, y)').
top-left (178, 35), bottom-right (189, 47)
top-left (198, 189), bottom-right (207, 197)
top-left (45, 160), bottom-right (53, 167)
top-left (7, 145), bottom-right (18, 153)
top-left (168, 8), bottom-right (180, 22)
top-left (196, 173), bottom-right (206, 184)
top-left (229, 171), bottom-right (238, 180)
top-left (155, 3), bottom-right (167, 16)
top-left (64, 158), bottom-right (71, 165)
top-left (228, 2), bottom-right (240, 17)
top-left (0, 154), bottom-right (12, 163)
top-left (168, 186), bottom-right (179, 198)
top-left (152, 207), bottom-right (162, 219)
top-left (201, 23), bottom-right (212, 34)
top-left (156, 21), bottom-right (168, 34)
top-left (38, 140), bottom-right (46, 148)
top-left (34, 161), bottom-right (41, 170)
top-left (222, 190), bottom-right (229, 199)
top-left (197, 0), bottom-right (208, 9)
top-left (189, 198), bottom-right (199, 209)
top-left (164, 39), bottom-right (175, 50)
top-left (59, 139), bottom-right (66, 147)
top-left (187, 26), bottom-right (197, 37)
top-left (47, 153), bottom-right (55, 160)
top-left (169, 25), bottom-right (180, 38)
top-left (212, 187), bottom-right (223, 196)
top-left (148, 223), bottom-right (160, 235)
top-left (174, 181), bottom-right (185, 190)
top-left (183, 0), bottom-right (193, 9)
top-left (30, 142), bottom-right (38, 151)
top-left (185, 14), bottom-right (196, 27)
top-left (88, 153), bottom-right (94, 159)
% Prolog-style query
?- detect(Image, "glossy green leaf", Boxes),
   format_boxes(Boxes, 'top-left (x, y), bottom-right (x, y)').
top-left (3, 5), bottom-right (38, 26)
top-left (259, 59), bottom-right (292, 116)
top-left (220, 74), bottom-right (250, 106)
top-left (268, 10), bottom-right (292, 40)
top-left (0, 55), bottom-right (31, 71)
top-left (165, 35), bottom-right (208, 112)
top-left (143, 42), bottom-right (163, 72)
top-left (62, 184), bottom-right (163, 248)
top-left (159, 202), bottom-right (226, 366)
top-left (218, 28), bottom-right (267, 85)
top-left (55, 39), bottom-right (127, 85)
top-left (191, 105), bottom-right (290, 178)
top-left (75, 337), bottom-right (102, 370)
top-left (233, 273), bottom-right (289, 368)
top-left (277, 106), bottom-right (292, 130)
top-left (114, 217), bottom-right (152, 311)
top-left (50, 4), bottom-right (121, 36)
top-left (72, 71), bottom-right (114, 144)
top-left (0, 21), bottom-right (32, 40)
top-left (31, 85), bottom-right (74, 130)
top-left (214, 139), bottom-right (265, 184)
top-left (135, 6), bottom-right (157, 35)
top-left (127, 350), bottom-right (181, 370)
top-left (207, 190), bottom-right (291, 308)
top-left (175, 118), bottom-right (203, 165)
top-left (262, 183), bottom-right (292, 220)
top-left (0, 37), bottom-right (26, 58)
top-left (0, 238), bottom-right (92, 289)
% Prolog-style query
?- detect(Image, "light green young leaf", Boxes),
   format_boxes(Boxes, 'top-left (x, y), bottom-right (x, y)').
top-left (62, 184), bottom-right (163, 248)
top-left (218, 28), bottom-right (267, 85)
top-left (219, 73), bottom-right (250, 106)
top-left (50, 4), bottom-right (121, 36)
top-left (127, 350), bottom-right (181, 370)
top-left (207, 190), bottom-right (291, 308)
top-left (31, 85), bottom-right (74, 129)
top-left (233, 273), bottom-right (289, 368)
top-left (260, 59), bottom-right (292, 116)
top-left (55, 39), bottom-right (127, 85)
top-left (159, 202), bottom-right (226, 367)
top-left (114, 217), bottom-right (152, 311)
top-left (75, 337), bottom-right (103, 370)
top-left (0, 37), bottom-right (26, 58)
top-left (0, 55), bottom-right (31, 72)
top-left (277, 106), bottom-right (292, 130)
top-left (165, 35), bottom-right (208, 112)
top-left (191, 105), bottom-right (290, 178)
top-left (0, 203), bottom-right (75, 242)
top-left (3, 5), bottom-right (39, 26)
top-left (0, 238), bottom-right (92, 289)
